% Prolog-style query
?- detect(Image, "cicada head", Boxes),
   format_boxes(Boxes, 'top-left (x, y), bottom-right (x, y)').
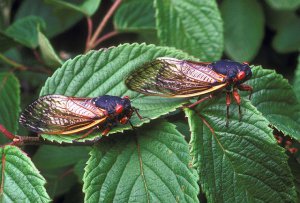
top-left (93, 95), bottom-right (133, 125)
top-left (211, 60), bottom-right (252, 85)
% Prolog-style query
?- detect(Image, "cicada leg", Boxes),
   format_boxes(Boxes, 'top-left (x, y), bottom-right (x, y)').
top-left (186, 94), bottom-right (214, 109)
top-left (225, 91), bottom-right (231, 127)
top-left (102, 127), bottom-right (111, 136)
top-left (237, 84), bottom-right (253, 99)
top-left (132, 107), bottom-right (143, 120)
top-left (232, 88), bottom-right (242, 122)
top-left (77, 127), bottom-right (98, 140)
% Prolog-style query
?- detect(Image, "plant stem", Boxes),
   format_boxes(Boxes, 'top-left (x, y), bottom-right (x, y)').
top-left (93, 30), bottom-right (118, 48)
top-left (0, 124), bottom-right (101, 147)
top-left (85, 17), bottom-right (93, 52)
top-left (32, 49), bottom-right (45, 65)
top-left (0, 53), bottom-right (52, 75)
top-left (0, 53), bottom-right (27, 71)
top-left (0, 124), bottom-right (16, 140)
top-left (86, 0), bottom-right (122, 51)
top-left (13, 135), bottom-right (101, 146)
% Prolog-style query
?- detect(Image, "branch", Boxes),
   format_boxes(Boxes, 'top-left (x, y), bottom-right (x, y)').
top-left (0, 124), bottom-right (101, 147)
top-left (0, 53), bottom-right (52, 75)
top-left (93, 30), bottom-right (118, 48)
top-left (0, 124), bottom-right (16, 140)
top-left (13, 135), bottom-right (102, 146)
top-left (85, 17), bottom-right (93, 52)
top-left (86, 0), bottom-right (122, 51)
top-left (0, 53), bottom-right (27, 71)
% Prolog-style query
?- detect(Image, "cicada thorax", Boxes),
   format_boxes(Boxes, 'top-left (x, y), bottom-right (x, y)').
top-left (210, 60), bottom-right (252, 85)
top-left (93, 95), bottom-right (134, 127)
top-left (19, 95), bottom-right (135, 137)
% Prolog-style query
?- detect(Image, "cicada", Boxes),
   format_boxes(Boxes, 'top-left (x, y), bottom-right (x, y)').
top-left (125, 57), bottom-right (253, 126)
top-left (19, 95), bottom-right (140, 138)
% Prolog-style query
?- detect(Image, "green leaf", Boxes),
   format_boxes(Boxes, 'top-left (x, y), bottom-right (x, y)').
top-left (293, 53), bottom-right (300, 100)
top-left (155, 0), bottom-right (223, 61)
top-left (288, 157), bottom-right (300, 200)
top-left (173, 120), bottom-right (190, 139)
top-left (74, 159), bottom-right (87, 182)
top-left (5, 16), bottom-right (46, 48)
top-left (0, 146), bottom-right (51, 202)
top-left (38, 28), bottom-right (63, 68)
top-left (45, 0), bottom-right (101, 17)
top-left (0, 73), bottom-right (20, 144)
top-left (83, 120), bottom-right (199, 202)
top-left (0, 32), bottom-right (17, 52)
top-left (40, 43), bottom-right (194, 143)
top-left (246, 66), bottom-right (300, 140)
top-left (265, 8), bottom-right (299, 31)
top-left (265, 0), bottom-right (300, 10)
top-left (221, 0), bottom-right (264, 62)
top-left (272, 18), bottom-right (300, 53)
top-left (114, 0), bottom-right (156, 32)
top-left (41, 167), bottom-right (78, 198)
top-left (185, 99), bottom-right (296, 203)
top-left (33, 146), bottom-right (89, 169)
top-left (15, 0), bottom-right (83, 38)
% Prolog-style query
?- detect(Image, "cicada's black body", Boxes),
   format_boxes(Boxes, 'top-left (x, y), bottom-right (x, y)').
top-left (125, 57), bottom-right (253, 125)
top-left (210, 60), bottom-right (252, 85)
top-left (19, 95), bottom-right (135, 136)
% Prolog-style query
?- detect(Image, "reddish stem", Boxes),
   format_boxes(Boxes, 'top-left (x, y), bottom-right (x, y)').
top-left (85, 17), bottom-right (93, 52)
top-left (86, 0), bottom-right (122, 51)
top-left (33, 49), bottom-right (44, 65)
top-left (0, 124), bottom-right (16, 140)
top-left (0, 124), bottom-right (103, 147)
top-left (93, 31), bottom-right (118, 48)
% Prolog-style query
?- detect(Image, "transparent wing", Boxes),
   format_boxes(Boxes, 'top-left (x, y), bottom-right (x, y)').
top-left (19, 95), bottom-right (107, 134)
top-left (125, 57), bottom-right (227, 98)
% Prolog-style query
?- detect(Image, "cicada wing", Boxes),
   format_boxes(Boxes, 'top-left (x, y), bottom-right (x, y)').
top-left (125, 57), bottom-right (227, 98)
top-left (19, 95), bottom-right (107, 134)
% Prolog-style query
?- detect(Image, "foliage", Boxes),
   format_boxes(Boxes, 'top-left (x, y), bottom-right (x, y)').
top-left (0, 0), bottom-right (299, 202)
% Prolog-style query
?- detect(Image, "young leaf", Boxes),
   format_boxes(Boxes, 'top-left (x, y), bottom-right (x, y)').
top-left (272, 18), bottom-right (300, 53)
top-left (38, 28), bottom-right (63, 69)
top-left (45, 0), bottom-right (101, 17)
top-left (15, 0), bottom-right (83, 37)
top-left (114, 0), bottom-right (156, 32)
top-left (0, 146), bottom-right (50, 202)
top-left (39, 43), bottom-right (195, 143)
top-left (293, 53), bottom-right (300, 100)
top-left (155, 0), bottom-right (223, 61)
top-left (265, 0), bottom-right (300, 10)
top-left (221, 0), bottom-right (264, 61)
top-left (185, 99), bottom-right (296, 203)
top-left (0, 73), bottom-right (20, 143)
top-left (246, 66), bottom-right (300, 140)
top-left (83, 120), bottom-right (199, 202)
top-left (5, 16), bottom-right (46, 48)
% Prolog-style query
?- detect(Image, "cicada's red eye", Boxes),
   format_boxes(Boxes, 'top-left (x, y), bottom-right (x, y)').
top-left (123, 96), bottom-right (130, 99)
top-left (242, 62), bottom-right (249, 65)
top-left (120, 116), bottom-right (128, 124)
top-left (115, 104), bottom-right (123, 114)
top-left (237, 71), bottom-right (246, 81)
